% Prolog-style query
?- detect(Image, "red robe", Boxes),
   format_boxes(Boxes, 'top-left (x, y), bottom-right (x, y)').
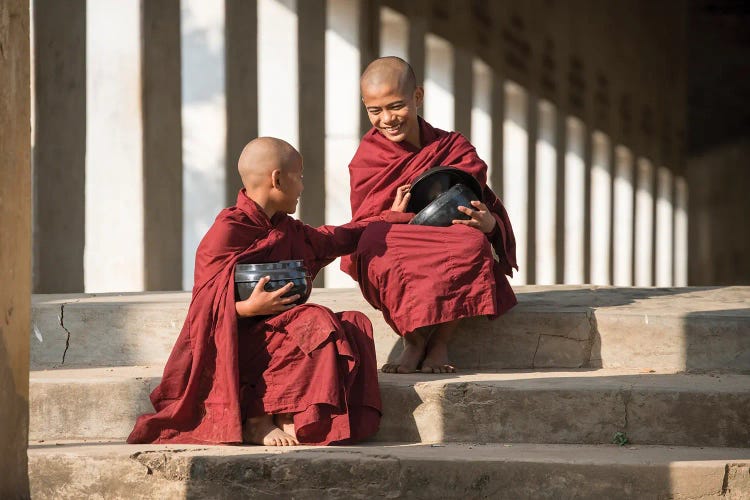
top-left (341, 117), bottom-right (518, 336)
top-left (127, 190), bottom-right (408, 445)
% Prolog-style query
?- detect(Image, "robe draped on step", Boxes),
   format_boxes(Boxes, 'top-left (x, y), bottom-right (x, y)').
top-left (127, 190), bottom-right (408, 445)
top-left (341, 117), bottom-right (518, 336)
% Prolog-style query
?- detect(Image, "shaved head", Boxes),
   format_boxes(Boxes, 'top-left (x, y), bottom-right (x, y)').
top-left (360, 56), bottom-right (417, 95)
top-left (238, 137), bottom-right (301, 189)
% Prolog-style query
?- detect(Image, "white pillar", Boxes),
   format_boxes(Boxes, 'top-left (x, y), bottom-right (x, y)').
top-left (471, 58), bottom-right (492, 176)
top-left (424, 33), bottom-right (454, 131)
top-left (590, 131), bottom-right (612, 285)
top-left (258, 0), bottom-right (298, 147)
top-left (324, 0), bottom-right (361, 288)
top-left (655, 167), bottom-right (674, 286)
top-left (535, 100), bottom-right (557, 285)
top-left (181, 0), bottom-right (226, 290)
top-left (613, 146), bottom-right (634, 286)
top-left (674, 176), bottom-right (689, 286)
top-left (379, 6), bottom-right (408, 60)
top-left (503, 81), bottom-right (528, 284)
top-left (564, 117), bottom-right (585, 284)
top-left (635, 157), bottom-right (654, 286)
top-left (85, 0), bottom-right (144, 292)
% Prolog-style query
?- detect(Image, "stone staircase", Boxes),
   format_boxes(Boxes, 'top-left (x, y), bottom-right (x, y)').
top-left (28, 286), bottom-right (750, 499)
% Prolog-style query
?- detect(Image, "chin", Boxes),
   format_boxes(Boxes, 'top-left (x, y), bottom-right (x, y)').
top-left (380, 131), bottom-right (406, 143)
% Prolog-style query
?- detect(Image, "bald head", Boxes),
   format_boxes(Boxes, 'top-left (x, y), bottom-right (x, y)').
top-left (238, 137), bottom-right (301, 189)
top-left (360, 56), bottom-right (417, 95)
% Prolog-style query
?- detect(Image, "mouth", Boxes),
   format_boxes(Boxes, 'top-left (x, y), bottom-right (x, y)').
top-left (382, 123), bottom-right (402, 135)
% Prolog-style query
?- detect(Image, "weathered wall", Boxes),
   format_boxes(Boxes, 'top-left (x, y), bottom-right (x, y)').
top-left (0, 0), bottom-right (31, 496)
top-left (686, 0), bottom-right (750, 285)
top-left (383, 0), bottom-right (688, 175)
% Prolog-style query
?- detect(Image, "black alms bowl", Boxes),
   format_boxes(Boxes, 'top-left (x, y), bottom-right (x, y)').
top-left (234, 260), bottom-right (312, 305)
top-left (407, 166), bottom-right (483, 214)
top-left (409, 183), bottom-right (480, 227)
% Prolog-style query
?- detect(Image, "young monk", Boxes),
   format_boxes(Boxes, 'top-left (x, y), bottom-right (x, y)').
top-left (127, 137), bottom-right (411, 446)
top-left (341, 57), bottom-right (518, 374)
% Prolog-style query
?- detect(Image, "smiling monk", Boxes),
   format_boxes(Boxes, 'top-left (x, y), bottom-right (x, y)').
top-left (341, 57), bottom-right (518, 374)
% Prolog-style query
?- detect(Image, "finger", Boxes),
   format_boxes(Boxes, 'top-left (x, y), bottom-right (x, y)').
top-left (470, 200), bottom-right (488, 210)
top-left (455, 205), bottom-right (474, 216)
top-left (451, 219), bottom-right (477, 226)
top-left (452, 219), bottom-right (483, 231)
top-left (280, 294), bottom-right (301, 304)
top-left (251, 276), bottom-right (271, 296)
top-left (273, 282), bottom-right (295, 296)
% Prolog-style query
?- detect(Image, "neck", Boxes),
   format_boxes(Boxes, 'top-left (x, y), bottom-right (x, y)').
top-left (244, 189), bottom-right (277, 219)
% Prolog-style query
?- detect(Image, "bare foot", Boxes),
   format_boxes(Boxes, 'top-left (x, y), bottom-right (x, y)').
top-left (274, 413), bottom-right (296, 440)
top-left (243, 414), bottom-right (299, 446)
top-left (381, 328), bottom-right (429, 374)
top-left (421, 320), bottom-right (459, 373)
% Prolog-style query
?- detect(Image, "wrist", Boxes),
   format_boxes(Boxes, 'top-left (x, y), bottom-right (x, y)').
top-left (482, 219), bottom-right (496, 233)
top-left (235, 300), bottom-right (258, 318)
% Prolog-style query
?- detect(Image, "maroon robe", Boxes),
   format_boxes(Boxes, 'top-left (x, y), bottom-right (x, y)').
top-left (127, 190), bottom-right (408, 445)
top-left (341, 117), bottom-right (518, 336)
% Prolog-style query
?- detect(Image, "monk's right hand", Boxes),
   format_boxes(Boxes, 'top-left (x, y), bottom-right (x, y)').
top-left (390, 184), bottom-right (411, 212)
top-left (235, 276), bottom-right (301, 318)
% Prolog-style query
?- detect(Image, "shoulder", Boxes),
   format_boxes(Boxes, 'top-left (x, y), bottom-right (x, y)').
top-left (199, 207), bottom-right (260, 255)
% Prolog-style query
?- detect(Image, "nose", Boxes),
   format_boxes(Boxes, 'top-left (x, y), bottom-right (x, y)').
top-left (381, 109), bottom-right (393, 124)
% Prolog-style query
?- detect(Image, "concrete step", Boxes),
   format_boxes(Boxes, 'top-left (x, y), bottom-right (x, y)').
top-left (30, 367), bottom-right (750, 448)
top-left (31, 286), bottom-right (750, 373)
top-left (28, 441), bottom-right (750, 499)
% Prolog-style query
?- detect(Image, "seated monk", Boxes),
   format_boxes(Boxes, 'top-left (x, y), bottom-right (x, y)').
top-left (341, 57), bottom-right (518, 374)
top-left (127, 137), bottom-right (410, 446)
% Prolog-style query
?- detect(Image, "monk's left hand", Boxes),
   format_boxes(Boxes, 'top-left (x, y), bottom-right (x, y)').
top-left (452, 200), bottom-right (496, 233)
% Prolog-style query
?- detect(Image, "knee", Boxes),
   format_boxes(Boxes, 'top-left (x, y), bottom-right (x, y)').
top-left (338, 310), bottom-right (374, 338)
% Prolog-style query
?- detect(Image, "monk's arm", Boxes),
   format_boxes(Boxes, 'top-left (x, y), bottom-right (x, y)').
top-left (298, 212), bottom-right (412, 272)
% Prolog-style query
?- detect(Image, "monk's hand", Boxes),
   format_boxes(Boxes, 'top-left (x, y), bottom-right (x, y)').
top-left (452, 200), bottom-right (496, 233)
top-left (235, 276), bottom-right (301, 318)
top-left (390, 184), bottom-right (412, 212)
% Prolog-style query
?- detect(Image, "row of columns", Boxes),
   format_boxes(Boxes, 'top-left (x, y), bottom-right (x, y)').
top-left (31, 0), bottom-right (687, 293)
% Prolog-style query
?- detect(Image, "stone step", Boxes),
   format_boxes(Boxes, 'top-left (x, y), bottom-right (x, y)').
top-left (30, 367), bottom-right (750, 448)
top-left (28, 441), bottom-right (750, 499)
top-left (31, 286), bottom-right (750, 372)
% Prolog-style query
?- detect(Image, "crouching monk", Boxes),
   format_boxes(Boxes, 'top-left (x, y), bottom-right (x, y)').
top-left (127, 137), bottom-right (410, 446)
top-left (341, 57), bottom-right (518, 374)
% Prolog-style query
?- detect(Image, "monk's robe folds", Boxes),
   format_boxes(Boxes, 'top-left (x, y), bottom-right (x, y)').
top-left (342, 117), bottom-right (518, 336)
top-left (127, 190), bottom-right (409, 445)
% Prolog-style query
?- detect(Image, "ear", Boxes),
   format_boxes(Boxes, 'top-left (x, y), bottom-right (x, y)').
top-left (413, 86), bottom-right (424, 107)
top-left (271, 169), bottom-right (282, 189)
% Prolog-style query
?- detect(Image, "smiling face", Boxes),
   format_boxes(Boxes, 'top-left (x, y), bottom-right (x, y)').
top-left (362, 79), bottom-right (424, 148)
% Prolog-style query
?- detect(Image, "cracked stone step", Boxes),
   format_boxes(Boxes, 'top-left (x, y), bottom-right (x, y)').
top-left (30, 286), bottom-right (750, 373)
top-left (30, 367), bottom-right (750, 448)
top-left (28, 441), bottom-right (750, 499)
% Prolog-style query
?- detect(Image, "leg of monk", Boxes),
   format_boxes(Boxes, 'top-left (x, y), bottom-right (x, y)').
top-left (421, 319), bottom-right (459, 373)
top-left (243, 414), bottom-right (299, 446)
top-left (381, 326), bottom-right (431, 374)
